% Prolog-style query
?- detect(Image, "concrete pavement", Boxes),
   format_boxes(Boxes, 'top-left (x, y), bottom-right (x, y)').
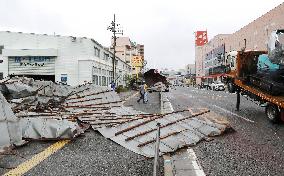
top-left (167, 86), bottom-right (284, 176)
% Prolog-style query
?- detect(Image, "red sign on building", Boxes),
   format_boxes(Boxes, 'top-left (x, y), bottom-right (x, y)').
top-left (195, 31), bottom-right (208, 46)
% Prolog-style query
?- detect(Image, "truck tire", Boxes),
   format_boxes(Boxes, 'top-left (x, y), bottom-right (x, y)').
top-left (265, 104), bottom-right (280, 123)
top-left (228, 82), bottom-right (236, 93)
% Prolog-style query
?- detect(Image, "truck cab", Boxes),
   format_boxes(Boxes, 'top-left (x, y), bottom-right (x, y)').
top-left (225, 51), bottom-right (238, 72)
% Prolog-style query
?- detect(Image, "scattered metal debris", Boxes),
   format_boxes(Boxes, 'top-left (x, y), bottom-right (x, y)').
top-left (98, 108), bottom-right (230, 158)
top-left (20, 118), bottom-right (89, 140)
top-left (0, 76), bottom-right (231, 158)
top-left (0, 92), bottom-right (25, 153)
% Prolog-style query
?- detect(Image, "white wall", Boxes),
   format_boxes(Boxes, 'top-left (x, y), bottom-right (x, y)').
top-left (0, 31), bottom-right (131, 86)
top-left (78, 60), bottom-right (93, 84)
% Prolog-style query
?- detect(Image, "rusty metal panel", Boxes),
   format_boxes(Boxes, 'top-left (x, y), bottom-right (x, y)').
top-left (98, 108), bottom-right (230, 158)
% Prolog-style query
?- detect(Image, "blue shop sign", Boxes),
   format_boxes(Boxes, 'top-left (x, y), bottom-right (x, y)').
top-left (61, 74), bottom-right (68, 83)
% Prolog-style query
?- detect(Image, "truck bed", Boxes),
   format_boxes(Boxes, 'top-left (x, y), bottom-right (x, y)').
top-left (234, 79), bottom-right (284, 108)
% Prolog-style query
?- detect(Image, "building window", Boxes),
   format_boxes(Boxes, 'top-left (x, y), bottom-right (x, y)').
top-left (102, 76), bottom-right (106, 86)
top-left (102, 69), bottom-right (106, 75)
top-left (92, 75), bottom-right (98, 85)
top-left (104, 53), bottom-right (109, 60)
top-left (98, 76), bottom-right (101, 86)
top-left (94, 47), bottom-right (100, 58)
top-left (0, 46), bottom-right (4, 54)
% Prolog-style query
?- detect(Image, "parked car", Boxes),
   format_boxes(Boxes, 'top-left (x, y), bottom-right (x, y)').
top-left (199, 82), bottom-right (210, 89)
top-left (148, 82), bottom-right (169, 92)
top-left (210, 81), bottom-right (225, 91)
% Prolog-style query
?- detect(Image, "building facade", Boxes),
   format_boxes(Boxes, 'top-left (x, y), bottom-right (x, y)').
top-left (195, 2), bottom-right (284, 85)
top-left (185, 64), bottom-right (196, 76)
top-left (0, 31), bottom-right (131, 86)
top-left (114, 37), bottom-right (145, 77)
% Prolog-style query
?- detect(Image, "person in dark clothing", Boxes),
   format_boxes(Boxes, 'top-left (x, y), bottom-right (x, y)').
top-left (137, 83), bottom-right (147, 103)
top-left (110, 81), bottom-right (115, 91)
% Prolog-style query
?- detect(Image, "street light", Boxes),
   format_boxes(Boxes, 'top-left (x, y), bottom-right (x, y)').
top-left (107, 14), bottom-right (123, 84)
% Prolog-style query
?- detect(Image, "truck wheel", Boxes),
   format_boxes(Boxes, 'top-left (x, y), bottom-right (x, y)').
top-left (265, 104), bottom-right (280, 123)
top-left (228, 82), bottom-right (236, 93)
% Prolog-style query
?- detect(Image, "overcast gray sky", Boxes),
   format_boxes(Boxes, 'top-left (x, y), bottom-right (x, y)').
top-left (0, 0), bottom-right (283, 70)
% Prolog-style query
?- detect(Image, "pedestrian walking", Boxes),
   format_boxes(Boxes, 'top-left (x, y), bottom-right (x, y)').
top-left (143, 83), bottom-right (148, 103)
top-left (137, 82), bottom-right (148, 104)
top-left (110, 81), bottom-right (116, 91)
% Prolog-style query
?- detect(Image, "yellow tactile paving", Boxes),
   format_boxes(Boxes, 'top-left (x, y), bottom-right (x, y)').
top-left (4, 140), bottom-right (70, 176)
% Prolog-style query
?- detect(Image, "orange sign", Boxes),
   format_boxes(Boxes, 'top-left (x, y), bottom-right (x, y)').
top-left (131, 56), bottom-right (143, 67)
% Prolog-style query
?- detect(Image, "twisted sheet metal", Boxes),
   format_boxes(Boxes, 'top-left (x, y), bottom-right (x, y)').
top-left (0, 92), bottom-right (25, 153)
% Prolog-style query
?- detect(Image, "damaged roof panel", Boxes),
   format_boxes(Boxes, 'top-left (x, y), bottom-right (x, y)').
top-left (98, 109), bottom-right (230, 158)
top-left (0, 76), bottom-right (231, 158)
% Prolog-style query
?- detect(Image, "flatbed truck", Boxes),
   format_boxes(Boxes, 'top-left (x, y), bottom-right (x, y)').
top-left (225, 51), bottom-right (284, 122)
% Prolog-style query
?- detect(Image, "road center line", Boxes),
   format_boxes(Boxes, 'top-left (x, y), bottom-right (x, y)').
top-left (4, 140), bottom-right (70, 176)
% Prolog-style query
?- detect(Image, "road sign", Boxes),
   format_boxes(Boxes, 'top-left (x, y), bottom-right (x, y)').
top-left (131, 56), bottom-right (143, 67)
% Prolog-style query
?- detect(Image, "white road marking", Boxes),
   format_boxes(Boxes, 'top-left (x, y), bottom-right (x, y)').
top-left (164, 94), bottom-right (206, 176)
top-left (192, 161), bottom-right (200, 170)
top-left (187, 149), bottom-right (206, 176)
top-left (168, 101), bottom-right (174, 112)
top-left (211, 104), bottom-right (255, 123)
top-left (178, 91), bottom-right (255, 123)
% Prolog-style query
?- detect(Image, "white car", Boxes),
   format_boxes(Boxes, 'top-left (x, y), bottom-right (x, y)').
top-left (148, 82), bottom-right (169, 92)
top-left (210, 81), bottom-right (225, 91)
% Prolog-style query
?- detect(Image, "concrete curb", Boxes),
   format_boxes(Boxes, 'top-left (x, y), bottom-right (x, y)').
top-left (160, 92), bottom-right (174, 114)
top-left (160, 92), bottom-right (174, 176)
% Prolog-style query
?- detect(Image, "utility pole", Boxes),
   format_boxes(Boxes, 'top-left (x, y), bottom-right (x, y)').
top-left (153, 123), bottom-right (161, 176)
top-left (107, 14), bottom-right (123, 83)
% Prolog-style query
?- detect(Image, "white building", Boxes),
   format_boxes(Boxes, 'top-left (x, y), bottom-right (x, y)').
top-left (185, 64), bottom-right (196, 76)
top-left (0, 31), bottom-right (131, 86)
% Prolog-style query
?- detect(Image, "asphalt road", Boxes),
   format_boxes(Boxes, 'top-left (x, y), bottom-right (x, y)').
top-left (0, 91), bottom-right (162, 176)
top-left (167, 86), bottom-right (284, 176)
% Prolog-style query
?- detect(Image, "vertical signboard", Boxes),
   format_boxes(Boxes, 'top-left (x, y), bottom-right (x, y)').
top-left (131, 56), bottom-right (143, 67)
top-left (195, 31), bottom-right (208, 46)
